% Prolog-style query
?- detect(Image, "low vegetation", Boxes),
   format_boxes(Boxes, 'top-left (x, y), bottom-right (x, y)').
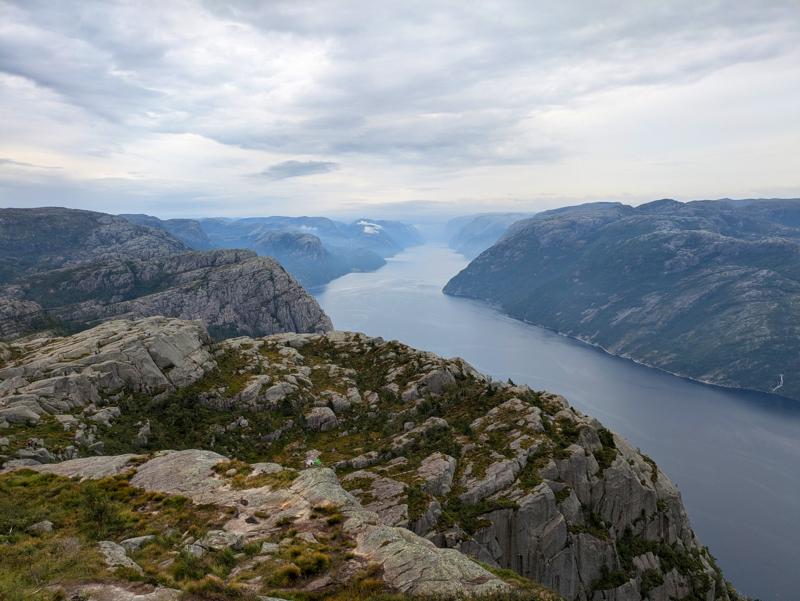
top-left (0, 469), bottom-right (226, 600)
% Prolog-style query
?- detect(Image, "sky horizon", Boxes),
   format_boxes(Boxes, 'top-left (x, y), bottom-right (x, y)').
top-left (1, 1), bottom-right (799, 219)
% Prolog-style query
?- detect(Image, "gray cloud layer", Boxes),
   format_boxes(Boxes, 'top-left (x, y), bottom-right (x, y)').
top-left (0, 1), bottom-right (798, 216)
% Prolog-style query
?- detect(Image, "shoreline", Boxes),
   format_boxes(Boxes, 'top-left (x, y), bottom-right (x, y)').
top-left (442, 288), bottom-right (798, 405)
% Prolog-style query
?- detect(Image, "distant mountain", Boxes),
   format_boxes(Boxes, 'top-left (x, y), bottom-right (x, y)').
top-left (250, 230), bottom-right (384, 287)
top-left (446, 212), bottom-right (533, 259)
top-left (0, 207), bottom-right (331, 339)
top-left (119, 214), bottom-right (422, 287)
top-left (0, 207), bottom-right (186, 283)
top-left (119, 213), bottom-right (214, 250)
top-left (445, 198), bottom-right (800, 400)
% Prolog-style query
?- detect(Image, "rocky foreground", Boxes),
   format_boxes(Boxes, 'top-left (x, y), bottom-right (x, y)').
top-left (0, 318), bottom-right (740, 600)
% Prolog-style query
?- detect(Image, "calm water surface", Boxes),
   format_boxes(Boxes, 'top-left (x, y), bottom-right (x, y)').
top-left (315, 243), bottom-right (800, 601)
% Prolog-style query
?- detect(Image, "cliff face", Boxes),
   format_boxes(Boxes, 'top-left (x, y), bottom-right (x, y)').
top-left (0, 208), bottom-right (332, 339)
top-left (444, 199), bottom-right (800, 400)
top-left (0, 249), bottom-right (332, 338)
top-left (0, 317), bottom-right (740, 601)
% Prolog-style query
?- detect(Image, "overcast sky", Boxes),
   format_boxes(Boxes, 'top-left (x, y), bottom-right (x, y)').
top-left (0, 1), bottom-right (798, 218)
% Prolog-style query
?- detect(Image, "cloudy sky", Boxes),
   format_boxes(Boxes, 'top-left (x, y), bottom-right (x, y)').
top-left (0, 1), bottom-right (798, 218)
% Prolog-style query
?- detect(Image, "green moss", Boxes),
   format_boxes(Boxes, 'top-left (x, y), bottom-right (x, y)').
top-left (212, 462), bottom-right (298, 490)
top-left (554, 486), bottom-right (572, 504)
top-left (613, 527), bottom-right (709, 595)
top-left (642, 454), bottom-right (659, 483)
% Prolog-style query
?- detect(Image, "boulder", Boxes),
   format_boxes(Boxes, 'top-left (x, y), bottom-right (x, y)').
top-left (417, 452), bottom-right (457, 496)
top-left (120, 535), bottom-right (156, 553)
top-left (199, 530), bottom-right (245, 551)
top-left (356, 525), bottom-right (509, 597)
top-left (305, 406), bottom-right (338, 432)
top-left (26, 520), bottom-right (54, 535)
top-left (98, 541), bottom-right (143, 574)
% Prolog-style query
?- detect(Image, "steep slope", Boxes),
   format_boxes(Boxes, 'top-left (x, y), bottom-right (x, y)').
top-left (0, 318), bottom-right (740, 601)
top-left (0, 207), bottom-right (186, 283)
top-left (0, 208), bottom-right (332, 340)
top-left (444, 199), bottom-right (800, 400)
top-left (447, 212), bottom-right (534, 259)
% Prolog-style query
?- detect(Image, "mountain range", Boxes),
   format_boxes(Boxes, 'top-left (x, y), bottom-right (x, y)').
top-left (121, 213), bottom-right (422, 288)
top-left (444, 198), bottom-right (800, 401)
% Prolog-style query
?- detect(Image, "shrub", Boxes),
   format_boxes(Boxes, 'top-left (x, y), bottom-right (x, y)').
top-left (268, 563), bottom-right (301, 586)
top-left (325, 513), bottom-right (344, 526)
top-left (641, 568), bottom-right (664, 596)
top-left (81, 484), bottom-right (128, 539)
top-left (294, 550), bottom-right (331, 576)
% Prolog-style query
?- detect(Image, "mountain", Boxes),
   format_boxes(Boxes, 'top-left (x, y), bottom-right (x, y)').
top-left (0, 208), bottom-right (331, 340)
top-left (447, 213), bottom-right (534, 259)
top-left (0, 207), bottom-right (186, 283)
top-left (444, 198), bottom-right (800, 400)
top-left (250, 231), bottom-right (385, 288)
top-left (0, 317), bottom-right (740, 601)
top-left (119, 213), bottom-right (423, 287)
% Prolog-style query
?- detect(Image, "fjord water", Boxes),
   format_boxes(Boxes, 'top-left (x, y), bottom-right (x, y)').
top-left (316, 243), bottom-right (800, 601)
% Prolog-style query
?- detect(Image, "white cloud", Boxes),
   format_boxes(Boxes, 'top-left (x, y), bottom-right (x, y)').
top-left (0, 0), bottom-right (798, 216)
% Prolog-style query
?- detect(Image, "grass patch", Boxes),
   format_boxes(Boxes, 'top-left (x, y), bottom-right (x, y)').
top-left (0, 469), bottom-right (227, 598)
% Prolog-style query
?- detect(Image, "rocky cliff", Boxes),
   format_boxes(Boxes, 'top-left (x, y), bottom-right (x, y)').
top-left (0, 208), bottom-right (332, 339)
top-left (444, 199), bottom-right (800, 400)
top-left (0, 249), bottom-right (332, 339)
top-left (0, 317), bottom-right (740, 601)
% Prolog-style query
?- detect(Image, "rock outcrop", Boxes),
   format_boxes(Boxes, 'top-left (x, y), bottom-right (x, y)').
top-left (1, 318), bottom-right (742, 601)
top-left (0, 317), bottom-right (214, 440)
top-left (18, 449), bottom-right (513, 599)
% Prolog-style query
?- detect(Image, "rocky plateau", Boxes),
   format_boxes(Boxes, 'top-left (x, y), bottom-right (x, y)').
top-left (0, 317), bottom-right (741, 601)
